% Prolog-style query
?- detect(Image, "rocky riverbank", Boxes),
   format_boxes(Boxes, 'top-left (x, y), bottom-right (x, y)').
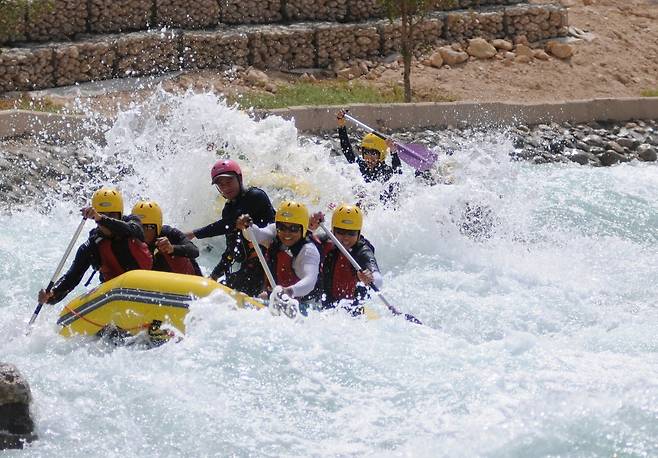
top-left (0, 118), bottom-right (656, 210)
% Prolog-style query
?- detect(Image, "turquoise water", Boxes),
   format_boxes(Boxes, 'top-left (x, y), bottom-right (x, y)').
top-left (1, 92), bottom-right (657, 457)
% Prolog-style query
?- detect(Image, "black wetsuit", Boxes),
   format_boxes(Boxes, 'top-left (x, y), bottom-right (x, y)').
top-left (192, 187), bottom-right (275, 296)
top-left (47, 215), bottom-right (146, 305)
top-left (338, 126), bottom-right (402, 183)
top-left (151, 225), bottom-right (203, 276)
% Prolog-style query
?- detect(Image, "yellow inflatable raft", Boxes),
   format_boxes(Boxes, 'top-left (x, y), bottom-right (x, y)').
top-left (56, 270), bottom-right (265, 338)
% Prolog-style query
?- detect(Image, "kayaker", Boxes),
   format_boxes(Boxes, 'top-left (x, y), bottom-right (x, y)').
top-left (132, 200), bottom-right (202, 276)
top-left (309, 204), bottom-right (382, 315)
top-left (236, 201), bottom-right (322, 302)
top-left (336, 109), bottom-right (402, 182)
top-left (38, 187), bottom-right (153, 305)
top-left (185, 159), bottom-right (275, 296)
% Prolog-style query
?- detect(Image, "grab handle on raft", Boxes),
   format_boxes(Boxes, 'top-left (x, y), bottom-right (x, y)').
top-left (27, 217), bottom-right (88, 331)
top-left (318, 222), bottom-right (422, 325)
top-left (342, 112), bottom-right (438, 172)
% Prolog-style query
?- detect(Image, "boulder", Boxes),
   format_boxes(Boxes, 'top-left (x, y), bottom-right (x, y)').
top-left (546, 41), bottom-right (574, 59)
top-left (466, 38), bottom-right (497, 59)
top-left (599, 150), bottom-right (628, 166)
top-left (533, 50), bottom-right (550, 61)
top-left (245, 68), bottom-right (269, 87)
top-left (438, 47), bottom-right (468, 66)
top-left (428, 51), bottom-right (443, 68)
top-left (637, 144), bottom-right (657, 161)
top-left (0, 363), bottom-right (37, 450)
top-left (515, 44), bottom-right (535, 58)
top-left (492, 39), bottom-right (513, 51)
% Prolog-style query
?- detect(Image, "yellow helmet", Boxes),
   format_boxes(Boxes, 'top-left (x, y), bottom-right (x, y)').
top-left (360, 133), bottom-right (388, 161)
top-left (92, 187), bottom-right (123, 215)
top-left (131, 200), bottom-right (163, 235)
top-left (275, 201), bottom-right (309, 234)
top-left (332, 204), bottom-right (363, 232)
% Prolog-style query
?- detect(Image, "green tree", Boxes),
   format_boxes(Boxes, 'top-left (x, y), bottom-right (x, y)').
top-left (380, 0), bottom-right (454, 102)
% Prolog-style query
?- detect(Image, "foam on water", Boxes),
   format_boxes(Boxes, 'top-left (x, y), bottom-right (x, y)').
top-left (1, 91), bottom-right (657, 456)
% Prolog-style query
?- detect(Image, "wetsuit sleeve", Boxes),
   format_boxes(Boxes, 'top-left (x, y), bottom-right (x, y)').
top-left (99, 215), bottom-right (145, 241)
top-left (191, 218), bottom-right (232, 239)
top-left (391, 150), bottom-right (402, 173)
top-left (353, 242), bottom-right (383, 290)
top-left (247, 189), bottom-right (276, 227)
top-left (290, 243), bottom-right (320, 298)
top-left (338, 126), bottom-right (357, 163)
top-left (163, 226), bottom-right (200, 259)
top-left (48, 241), bottom-right (94, 304)
top-left (242, 223), bottom-right (276, 247)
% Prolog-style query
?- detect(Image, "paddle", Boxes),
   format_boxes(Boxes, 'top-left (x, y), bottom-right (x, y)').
top-left (343, 113), bottom-right (438, 172)
top-left (27, 217), bottom-right (88, 330)
top-left (318, 222), bottom-right (422, 325)
top-left (246, 226), bottom-right (299, 318)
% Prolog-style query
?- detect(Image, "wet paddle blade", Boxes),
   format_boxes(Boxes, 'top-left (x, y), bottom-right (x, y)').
top-left (396, 142), bottom-right (438, 172)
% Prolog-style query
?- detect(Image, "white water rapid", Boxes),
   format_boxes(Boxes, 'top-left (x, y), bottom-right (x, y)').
top-left (1, 91), bottom-right (657, 457)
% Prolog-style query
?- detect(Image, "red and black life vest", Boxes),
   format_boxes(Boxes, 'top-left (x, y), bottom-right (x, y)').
top-left (97, 238), bottom-right (153, 281)
top-left (154, 252), bottom-right (200, 276)
top-left (266, 233), bottom-right (323, 301)
top-left (321, 236), bottom-right (378, 307)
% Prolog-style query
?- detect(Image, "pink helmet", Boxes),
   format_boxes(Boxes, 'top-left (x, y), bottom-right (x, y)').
top-left (211, 159), bottom-right (242, 184)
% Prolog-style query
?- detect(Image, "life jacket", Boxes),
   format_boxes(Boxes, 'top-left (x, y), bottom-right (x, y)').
top-left (266, 233), bottom-right (323, 302)
top-left (321, 236), bottom-right (377, 307)
top-left (154, 252), bottom-right (200, 276)
top-left (97, 237), bottom-right (153, 281)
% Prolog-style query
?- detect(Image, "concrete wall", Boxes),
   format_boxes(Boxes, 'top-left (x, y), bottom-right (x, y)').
top-left (2, 98), bottom-right (657, 140)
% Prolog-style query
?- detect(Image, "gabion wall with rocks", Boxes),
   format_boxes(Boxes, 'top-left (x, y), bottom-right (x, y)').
top-left (283, 0), bottom-right (348, 22)
top-left (379, 16), bottom-right (445, 56)
top-left (220, 0), bottom-right (282, 25)
top-left (156, 0), bottom-right (220, 29)
top-left (89, 0), bottom-right (154, 33)
top-left (182, 30), bottom-right (249, 70)
top-left (0, 2), bottom-right (568, 92)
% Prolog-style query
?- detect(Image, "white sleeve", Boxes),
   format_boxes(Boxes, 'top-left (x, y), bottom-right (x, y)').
top-left (290, 243), bottom-right (321, 298)
top-left (372, 270), bottom-right (383, 290)
top-left (242, 223), bottom-right (276, 247)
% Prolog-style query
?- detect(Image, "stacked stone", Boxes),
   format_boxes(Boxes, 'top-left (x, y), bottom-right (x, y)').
top-left (283, 0), bottom-right (348, 22)
top-left (89, 0), bottom-right (154, 33)
top-left (0, 47), bottom-right (53, 92)
top-left (0, 364), bottom-right (37, 450)
top-left (446, 10), bottom-right (505, 41)
top-left (346, 0), bottom-right (385, 22)
top-left (316, 23), bottom-right (380, 67)
top-left (53, 38), bottom-right (116, 86)
top-left (182, 30), bottom-right (249, 70)
top-left (219, 0), bottom-right (282, 24)
top-left (248, 25), bottom-right (315, 70)
top-left (155, 0), bottom-right (220, 29)
top-left (25, 0), bottom-right (87, 42)
top-left (0, 2), bottom-right (27, 44)
top-left (379, 17), bottom-right (445, 56)
top-left (505, 5), bottom-right (568, 43)
top-left (114, 31), bottom-right (179, 77)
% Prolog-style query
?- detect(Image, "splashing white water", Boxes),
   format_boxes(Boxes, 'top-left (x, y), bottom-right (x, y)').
top-left (1, 91), bottom-right (657, 456)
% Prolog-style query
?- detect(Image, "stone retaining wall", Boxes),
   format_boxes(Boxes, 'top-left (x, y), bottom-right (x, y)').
top-left (0, 2), bottom-right (567, 93)
top-left (1, 0), bottom-right (548, 44)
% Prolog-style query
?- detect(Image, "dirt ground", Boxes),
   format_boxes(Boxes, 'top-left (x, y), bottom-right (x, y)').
top-left (31, 0), bottom-right (658, 114)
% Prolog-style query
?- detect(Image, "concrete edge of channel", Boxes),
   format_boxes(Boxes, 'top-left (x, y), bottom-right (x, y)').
top-left (1, 98), bottom-right (657, 140)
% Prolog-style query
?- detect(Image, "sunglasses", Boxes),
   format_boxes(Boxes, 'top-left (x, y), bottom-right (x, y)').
top-left (360, 148), bottom-right (380, 157)
top-left (276, 222), bottom-right (302, 233)
top-left (143, 224), bottom-right (158, 231)
top-left (334, 227), bottom-right (359, 237)
top-left (99, 212), bottom-right (121, 220)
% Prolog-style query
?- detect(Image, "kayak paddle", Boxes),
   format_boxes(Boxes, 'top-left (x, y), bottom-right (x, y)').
top-left (27, 217), bottom-right (87, 331)
top-left (343, 113), bottom-right (438, 172)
